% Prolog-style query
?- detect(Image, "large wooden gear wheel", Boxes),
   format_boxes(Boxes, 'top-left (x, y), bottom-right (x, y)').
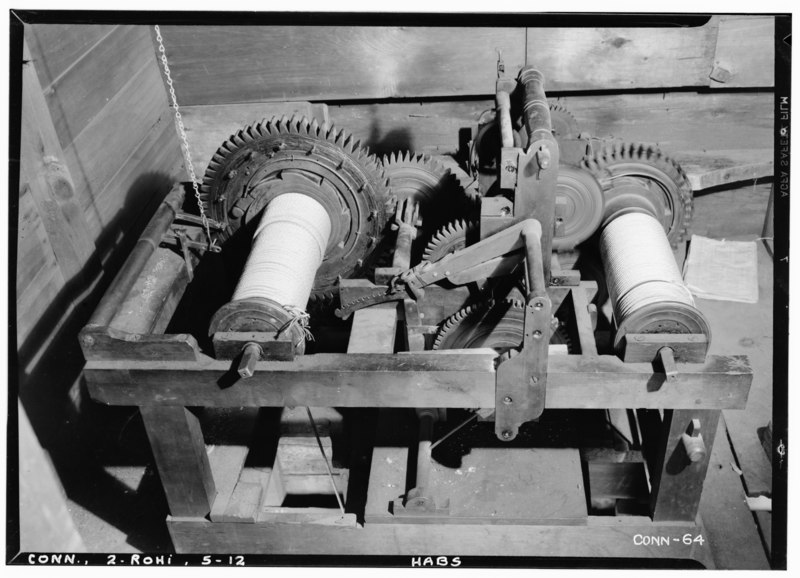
top-left (200, 115), bottom-right (392, 302)
top-left (583, 141), bottom-right (694, 246)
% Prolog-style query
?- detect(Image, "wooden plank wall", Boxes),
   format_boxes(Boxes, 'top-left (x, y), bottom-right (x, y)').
top-left (165, 16), bottom-right (774, 194)
top-left (19, 24), bottom-right (183, 356)
top-left (159, 17), bottom-right (773, 104)
top-left (182, 91), bottom-right (773, 194)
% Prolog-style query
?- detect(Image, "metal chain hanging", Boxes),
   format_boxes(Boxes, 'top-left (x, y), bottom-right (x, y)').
top-left (153, 25), bottom-right (217, 251)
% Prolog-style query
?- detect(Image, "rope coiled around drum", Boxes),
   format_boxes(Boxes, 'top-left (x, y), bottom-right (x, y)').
top-left (210, 193), bottom-right (332, 351)
top-left (600, 212), bottom-right (709, 350)
top-left (233, 193), bottom-right (331, 308)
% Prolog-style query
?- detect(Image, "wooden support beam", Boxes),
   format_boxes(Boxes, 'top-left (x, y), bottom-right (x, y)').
top-left (347, 303), bottom-right (399, 354)
top-left (205, 408), bottom-right (261, 522)
top-left (166, 515), bottom-right (713, 565)
top-left (571, 283), bottom-right (597, 356)
top-left (84, 352), bottom-right (751, 410)
top-left (217, 467), bottom-right (270, 523)
top-left (139, 406), bottom-right (215, 517)
top-left (649, 409), bottom-right (720, 522)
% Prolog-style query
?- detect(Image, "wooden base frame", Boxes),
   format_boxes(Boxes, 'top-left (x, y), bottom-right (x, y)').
top-left (165, 515), bottom-right (715, 567)
top-left (78, 198), bottom-right (753, 565)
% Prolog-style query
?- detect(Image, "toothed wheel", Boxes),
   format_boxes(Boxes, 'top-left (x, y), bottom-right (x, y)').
top-left (381, 152), bottom-right (475, 232)
top-left (200, 115), bottom-right (391, 301)
top-left (422, 219), bottom-right (479, 263)
top-left (583, 142), bottom-right (693, 245)
top-left (549, 102), bottom-right (580, 139)
top-left (433, 299), bottom-right (572, 354)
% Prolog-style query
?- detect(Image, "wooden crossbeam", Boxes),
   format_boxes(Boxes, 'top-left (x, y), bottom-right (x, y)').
top-left (84, 352), bottom-right (751, 410)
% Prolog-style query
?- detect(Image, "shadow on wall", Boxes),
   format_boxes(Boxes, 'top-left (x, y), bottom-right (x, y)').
top-left (16, 171), bottom-right (177, 553)
top-left (363, 105), bottom-right (413, 158)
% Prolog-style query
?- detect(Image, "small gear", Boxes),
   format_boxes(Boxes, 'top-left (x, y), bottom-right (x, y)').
top-left (381, 151), bottom-right (474, 230)
top-left (548, 102), bottom-right (580, 138)
top-left (200, 115), bottom-right (391, 302)
top-left (433, 299), bottom-right (572, 353)
top-left (583, 142), bottom-right (694, 245)
top-left (433, 155), bottom-right (482, 214)
top-left (422, 219), bottom-right (479, 263)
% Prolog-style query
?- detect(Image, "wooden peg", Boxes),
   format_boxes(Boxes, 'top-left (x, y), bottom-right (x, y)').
top-left (658, 346), bottom-right (678, 381)
top-left (238, 343), bottom-right (262, 379)
top-left (681, 418), bottom-right (707, 463)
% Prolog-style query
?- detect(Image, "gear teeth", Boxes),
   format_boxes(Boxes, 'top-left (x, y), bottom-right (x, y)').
top-left (199, 111), bottom-right (393, 304)
top-left (583, 140), bottom-right (693, 244)
top-left (435, 298), bottom-right (573, 352)
top-left (422, 218), bottom-right (475, 262)
top-left (433, 301), bottom-right (484, 351)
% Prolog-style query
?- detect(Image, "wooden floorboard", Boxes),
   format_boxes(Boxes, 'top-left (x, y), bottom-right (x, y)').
top-left (698, 416), bottom-right (770, 569)
top-left (696, 238), bottom-right (774, 498)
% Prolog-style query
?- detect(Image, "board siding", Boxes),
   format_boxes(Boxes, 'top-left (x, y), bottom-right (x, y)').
top-left (159, 17), bottom-right (773, 106)
top-left (525, 24), bottom-right (717, 91)
top-left (43, 25), bottom-right (155, 150)
top-left (158, 25), bottom-right (525, 105)
top-left (710, 16), bottom-right (775, 89)
top-left (25, 23), bottom-right (117, 90)
top-left (18, 24), bottom-right (182, 365)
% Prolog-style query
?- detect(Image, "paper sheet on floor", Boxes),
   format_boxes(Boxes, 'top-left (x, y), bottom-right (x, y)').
top-left (682, 235), bottom-right (758, 303)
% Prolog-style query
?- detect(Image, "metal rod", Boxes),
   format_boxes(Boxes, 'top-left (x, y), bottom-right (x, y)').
top-left (429, 412), bottom-right (478, 451)
top-left (87, 184), bottom-right (184, 328)
top-left (305, 407), bottom-right (346, 516)
top-left (522, 222), bottom-right (546, 298)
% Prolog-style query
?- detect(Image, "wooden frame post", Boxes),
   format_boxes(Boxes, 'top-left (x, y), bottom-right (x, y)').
top-left (649, 409), bottom-right (721, 522)
top-left (140, 406), bottom-right (216, 517)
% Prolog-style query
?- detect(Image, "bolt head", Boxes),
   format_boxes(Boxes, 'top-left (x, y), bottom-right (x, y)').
top-left (501, 430), bottom-right (513, 440)
top-left (533, 330), bottom-right (542, 338)
top-left (503, 396), bottom-right (513, 404)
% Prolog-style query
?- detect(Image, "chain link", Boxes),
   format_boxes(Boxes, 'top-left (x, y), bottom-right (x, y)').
top-left (154, 25), bottom-right (217, 251)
